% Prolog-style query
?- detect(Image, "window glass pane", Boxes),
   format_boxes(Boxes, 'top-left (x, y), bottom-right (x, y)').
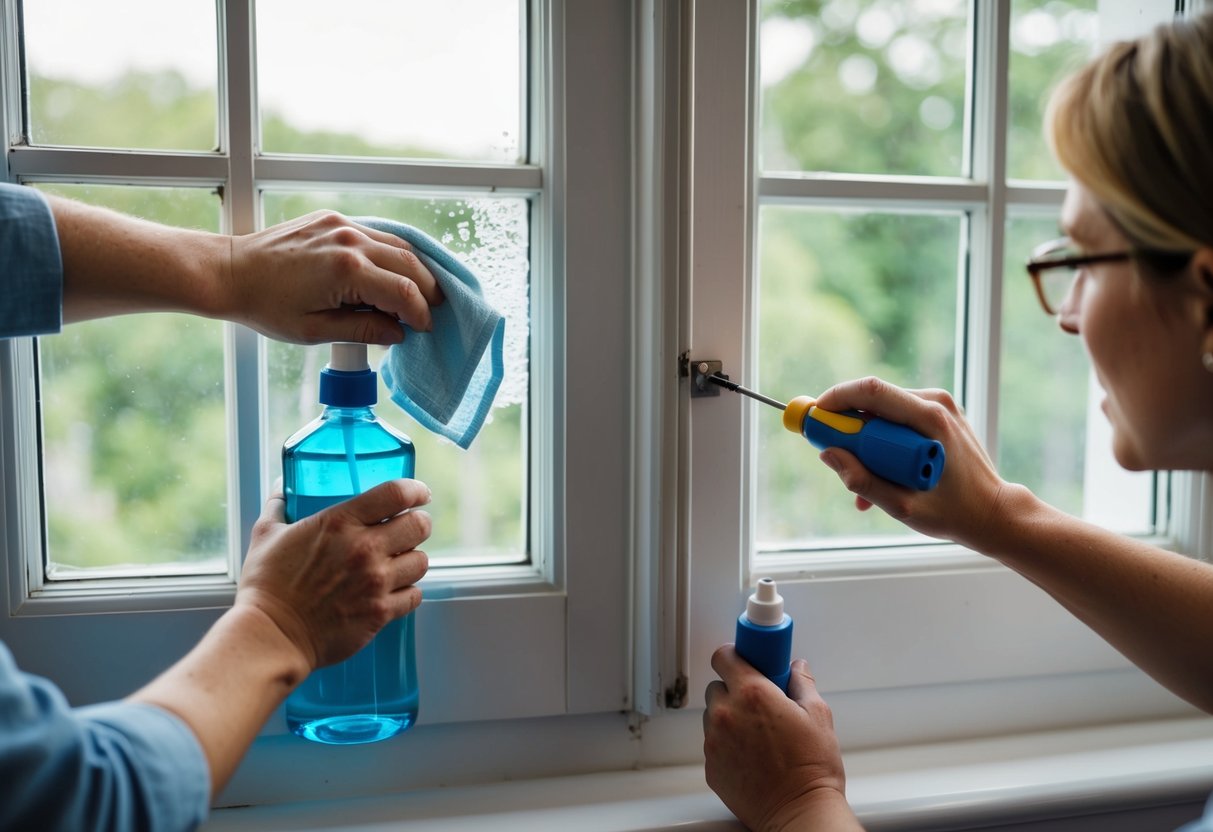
top-left (35, 185), bottom-right (226, 576)
top-left (22, 1), bottom-right (218, 151)
top-left (1000, 215), bottom-right (1155, 534)
top-left (1007, 0), bottom-right (1099, 181)
top-left (262, 192), bottom-right (529, 565)
top-left (256, 1), bottom-right (524, 162)
top-left (759, 0), bottom-right (969, 177)
top-left (755, 207), bottom-right (960, 548)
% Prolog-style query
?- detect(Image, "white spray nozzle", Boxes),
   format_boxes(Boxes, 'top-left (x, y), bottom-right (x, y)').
top-left (745, 577), bottom-right (785, 626)
top-left (329, 342), bottom-right (370, 372)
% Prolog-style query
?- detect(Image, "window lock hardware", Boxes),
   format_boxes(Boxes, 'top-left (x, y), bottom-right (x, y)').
top-left (681, 356), bottom-right (725, 398)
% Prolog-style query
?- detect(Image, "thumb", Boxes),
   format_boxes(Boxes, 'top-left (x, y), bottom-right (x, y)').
top-left (259, 490), bottom-right (287, 526)
top-left (245, 488), bottom-right (288, 558)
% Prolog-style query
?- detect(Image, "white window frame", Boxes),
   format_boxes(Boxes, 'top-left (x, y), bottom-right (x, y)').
top-left (0, 0), bottom-right (633, 761)
top-left (673, 0), bottom-right (1213, 745)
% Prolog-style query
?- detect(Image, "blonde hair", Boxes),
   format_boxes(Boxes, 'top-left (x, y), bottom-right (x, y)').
top-left (1046, 12), bottom-right (1213, 254)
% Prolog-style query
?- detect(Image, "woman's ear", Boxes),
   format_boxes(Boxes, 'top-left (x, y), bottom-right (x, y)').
top-left (1196, 248), bottom-right (1213, 285)
top-left (1195, 248), bottom-right (1213, 327)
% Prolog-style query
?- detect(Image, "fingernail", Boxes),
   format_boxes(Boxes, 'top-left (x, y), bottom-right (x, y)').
top-left (820, 451), bottom-right (841, 473)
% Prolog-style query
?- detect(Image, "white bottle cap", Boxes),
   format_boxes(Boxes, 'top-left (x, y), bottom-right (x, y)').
top-left (745, 577), bottom-right (784, 626)
top-left (328, 342), bottom-right (370, 372)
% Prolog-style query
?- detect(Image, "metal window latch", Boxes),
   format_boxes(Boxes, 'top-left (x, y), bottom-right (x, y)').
top-left (679, 353), bottom-right (725, 397)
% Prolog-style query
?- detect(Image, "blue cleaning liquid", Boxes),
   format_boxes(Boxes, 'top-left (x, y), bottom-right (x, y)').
top-left (282, 399), bottom-right (419, 745)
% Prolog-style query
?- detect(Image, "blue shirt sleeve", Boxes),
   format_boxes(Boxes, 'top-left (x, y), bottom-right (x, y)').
top-left (1177, 795), bottom-right (1213, 832)
top-left (0, 641), bottom-right (210, 832)
top-left (0, 181), bottom-right (63, 338)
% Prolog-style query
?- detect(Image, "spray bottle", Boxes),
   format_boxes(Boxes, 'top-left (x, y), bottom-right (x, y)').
top-left (282, 342), bottom-right (419, 744)
top-left (735, 577), bottom-right (794, 693)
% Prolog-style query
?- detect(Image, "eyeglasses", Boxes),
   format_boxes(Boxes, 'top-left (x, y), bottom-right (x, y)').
top-left (1025, 237), bottom-right (1133, 316)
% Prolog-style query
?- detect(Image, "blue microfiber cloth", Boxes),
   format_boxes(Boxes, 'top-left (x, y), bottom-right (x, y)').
top-left (355, 217), bottom-right (505, 450)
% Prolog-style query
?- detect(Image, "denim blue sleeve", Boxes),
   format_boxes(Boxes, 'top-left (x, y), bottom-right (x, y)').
top-left (0, 182), bottom-right (63, 338)
top-left (0, 641), bottom-right (210, 832)
top-left (1176, 794), bottom-right (1213, 832)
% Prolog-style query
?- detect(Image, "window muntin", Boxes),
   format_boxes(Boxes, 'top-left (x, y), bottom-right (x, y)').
top-left (1007, 0), bottom-right (1098, 181)
top-left (759, 0), bottom-right (969, 177)
top-left (261, 191), bottom-right (530, 566)
top-left (255, 0), bottom-right (525, 163)
top-left (22, 0), bottom-right (219, 151)
top-left (35, 184), bottom-right (227, 578)
top-left (755, 206), bottom-right (961, 547)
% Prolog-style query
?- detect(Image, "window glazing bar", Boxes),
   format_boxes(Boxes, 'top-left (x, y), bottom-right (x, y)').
top-left (759, 173), bottom-right (987, 209)
top-left (7, 147), bottom-right (229, 183)
top-left (221, 0), bottom-right (262, 572)
top-left (1006, 182), bottom-right (1067, 208)
top-left (255, 157), bottom-right (542, 192)
top-left (961, 0), bottom-right (1010, 460)
top-left (9, 147), bottom-right (545, 197)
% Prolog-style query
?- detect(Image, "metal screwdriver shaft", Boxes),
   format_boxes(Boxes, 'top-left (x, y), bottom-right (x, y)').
top-left (704, 371), bottom-right (787, 411)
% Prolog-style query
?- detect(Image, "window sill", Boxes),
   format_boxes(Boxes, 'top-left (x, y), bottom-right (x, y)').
top-left (202, 716), bottom-right (1213, 831)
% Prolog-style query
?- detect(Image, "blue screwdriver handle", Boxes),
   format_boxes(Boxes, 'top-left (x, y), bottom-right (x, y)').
top-left (785, 397), bottom-right (945, 491)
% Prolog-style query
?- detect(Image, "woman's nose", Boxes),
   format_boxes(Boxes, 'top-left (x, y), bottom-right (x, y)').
top-left (1056, 272), bottom-right (1082, 335)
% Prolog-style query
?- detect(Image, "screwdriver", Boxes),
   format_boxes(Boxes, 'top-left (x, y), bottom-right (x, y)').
top-left (705, 372), bottom-right (945, 491)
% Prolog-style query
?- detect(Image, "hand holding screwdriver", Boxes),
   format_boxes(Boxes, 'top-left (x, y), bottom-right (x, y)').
top-left (707, 373), bottom-right (945, 491)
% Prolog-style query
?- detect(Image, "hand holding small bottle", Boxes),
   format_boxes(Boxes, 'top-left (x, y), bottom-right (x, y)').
top-left (704, 648), bottom-right (862, 832)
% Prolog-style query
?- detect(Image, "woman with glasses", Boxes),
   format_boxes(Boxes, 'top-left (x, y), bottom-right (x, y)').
top-left (705, 12), bottom-right (1213, 832)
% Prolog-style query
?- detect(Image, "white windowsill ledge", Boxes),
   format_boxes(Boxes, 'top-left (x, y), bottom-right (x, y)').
top-left (203, 717), bottom-right (1213, 832)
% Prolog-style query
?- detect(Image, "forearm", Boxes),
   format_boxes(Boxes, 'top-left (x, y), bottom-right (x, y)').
top-left (129, 604), bottom-right (310, 798)
top-left (978, 485), bottom-right (1213, 712)
top-left (48, 194), bottom-right (228, 324)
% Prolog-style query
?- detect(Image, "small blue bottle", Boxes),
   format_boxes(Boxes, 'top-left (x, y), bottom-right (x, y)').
top-left (735, 577), bottom-right (794, 693)
top-left (282, 342), bottom-right (419, 745)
